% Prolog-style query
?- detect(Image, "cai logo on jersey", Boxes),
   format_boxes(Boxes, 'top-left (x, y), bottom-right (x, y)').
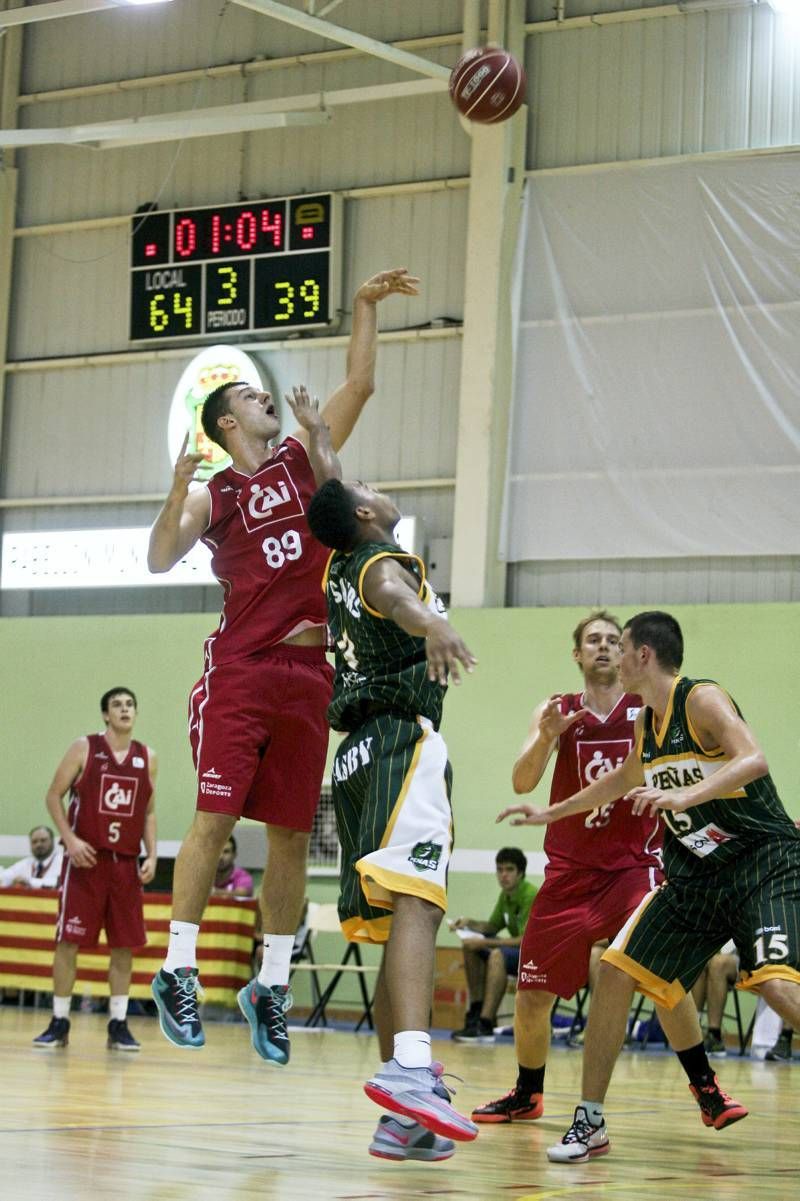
top-left (99, 774), bottom-right (139, 818)
top-left (577, 739), bottom-right (632, 787)
top-left (236, 462), bottom-right (304, 533)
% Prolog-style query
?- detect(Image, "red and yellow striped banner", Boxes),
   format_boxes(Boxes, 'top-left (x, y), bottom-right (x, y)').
top-left (0, 888), bottom-right (257, 1005)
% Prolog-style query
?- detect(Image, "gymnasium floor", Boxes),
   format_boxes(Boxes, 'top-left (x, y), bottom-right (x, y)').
top-left (1, 1008), bottom-right (796, 1201)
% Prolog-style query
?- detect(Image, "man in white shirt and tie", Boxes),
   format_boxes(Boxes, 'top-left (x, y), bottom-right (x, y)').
top-left (0, 826), bottom-right (63, 889)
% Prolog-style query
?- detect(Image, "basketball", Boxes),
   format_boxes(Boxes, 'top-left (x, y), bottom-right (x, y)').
top-left (449, 46), bottom-right (527, 124)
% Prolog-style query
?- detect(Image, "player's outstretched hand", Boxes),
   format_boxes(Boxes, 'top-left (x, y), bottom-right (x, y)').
top-left (356, 267), bottom-right (420, 304)
top-left (538, 695), bottom-right (587, 742)
top-left (496, 803), bottom-right (550, 826)
top-left (425, 618), bottom-right (477, 686)
top-left (284, 385), bottom-right (325, 432)
top-left (628, 786), bottom-right (693, 816)
top-left (171, 432), bottom-right (206, 495)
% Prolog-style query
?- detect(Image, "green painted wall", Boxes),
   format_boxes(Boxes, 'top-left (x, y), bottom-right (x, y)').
top-left (2, 603), bottom-right (797, 1014)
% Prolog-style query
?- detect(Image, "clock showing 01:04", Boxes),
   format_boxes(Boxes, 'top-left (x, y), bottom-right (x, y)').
top-left (129, 194), bottom-right (341, 341)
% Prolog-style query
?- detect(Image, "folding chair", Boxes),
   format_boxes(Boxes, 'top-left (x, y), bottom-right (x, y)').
top-left (289, 902), bottom-right (378, 1030)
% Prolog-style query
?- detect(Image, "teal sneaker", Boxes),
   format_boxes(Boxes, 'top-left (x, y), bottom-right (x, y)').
top-left (237, 979), bottom-right (292, 1065)
top-left (151, 967), bottom-right (205, 1049)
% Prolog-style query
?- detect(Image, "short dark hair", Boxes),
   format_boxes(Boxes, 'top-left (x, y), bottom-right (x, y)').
top-left (226, 835), bottom-right (237, 853)
top-left (572, 609), bottom-right (622, 651)
top-left (307, 479), bottom-right (359, 552)
top-left (100, 687), bottom-right (137, 713)
top-left (201, 381), bottom-right (245, 451)
top-left (624, 611), bottom-right (684, 671)
top-left (495, 847), bottom-right (527, 876)
top-left (29, 825), bottom-right (54, 841)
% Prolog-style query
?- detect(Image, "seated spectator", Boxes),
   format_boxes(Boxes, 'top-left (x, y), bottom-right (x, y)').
top-left (450, 847), bottom-right (537, 1044)
top-left (0, 826), bottom-right (63, 889)
top-left (211, 835), bottom-right (254, 897)
top-left (691, 940), bottom-right (740, 1056)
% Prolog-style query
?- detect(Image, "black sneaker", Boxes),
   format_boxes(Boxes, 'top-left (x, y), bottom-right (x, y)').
top-left (107, 1018), bottom-right (141, 1052)
top-left (451, 1017), bottom-right (480, 1042)
top-left (33, 1017), bottom-right (70, 1049)
top-left (471, 1086), bottom-right (544, 1123)
top-left (151, 967), bottom-right (205, 1049)
top-left (765, 1031), bottom-right (793, 1062)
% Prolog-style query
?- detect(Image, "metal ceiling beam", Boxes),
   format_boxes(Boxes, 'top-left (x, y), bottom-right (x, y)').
top-left (0, 75), bottom-right (448, 148)
top-left (230, 0), bottom-right (451, 81)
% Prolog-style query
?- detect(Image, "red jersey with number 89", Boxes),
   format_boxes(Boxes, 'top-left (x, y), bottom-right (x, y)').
top-left (545, 691), bottom-right (663, 873)
top-left (68, 733), bottom-right (153, 856)
top-left (200, 436), bottom-right (328, 666)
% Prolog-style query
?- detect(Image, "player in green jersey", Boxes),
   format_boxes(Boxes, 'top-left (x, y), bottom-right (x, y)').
top-left (307, 478), bottom-right (478, 1157)
top-left (503, 610), bottom-right (800, 1162)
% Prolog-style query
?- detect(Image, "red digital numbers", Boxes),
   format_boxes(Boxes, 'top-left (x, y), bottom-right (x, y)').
top-left (236, 210), bottom-right (257, 251)
top-left (260, 208), bottom-right (282, 248)
top-left (175, 217), bottom-right (197, 259)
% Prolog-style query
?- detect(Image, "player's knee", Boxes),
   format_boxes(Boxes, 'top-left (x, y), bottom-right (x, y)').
top-left (266, 826), bottom-right (310, 864)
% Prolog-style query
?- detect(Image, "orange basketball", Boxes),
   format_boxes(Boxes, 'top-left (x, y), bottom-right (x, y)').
top-left (449, 46), bottom-right (527, 124)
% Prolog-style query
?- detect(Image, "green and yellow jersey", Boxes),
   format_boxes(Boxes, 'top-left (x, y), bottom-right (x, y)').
top-left (638, 676), bottom-right (799, 880)
top-left (323, 540), bottom-right (447, 734)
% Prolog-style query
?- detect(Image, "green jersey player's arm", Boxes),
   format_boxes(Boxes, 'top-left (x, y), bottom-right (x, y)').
top-left (498, 711), bottom-right (646, 827)
top-left (628, 684), bottom-right (769, 818)
top-left (360, 557), bottom-right (477, 686)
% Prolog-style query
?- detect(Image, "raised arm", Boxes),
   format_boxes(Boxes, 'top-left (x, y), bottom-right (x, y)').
top-left (361, 557), bottom-right (476, 686)
top-left (511, 695), bottom-right (587, 794)
top-left (291, 268), bottom-right (420, 452)
top-left (45, 738), bottom-right (97, 869)
top-left (284, 386), bottom-right (341, 486)
top-left (148, 433), bottom-right (211, 573)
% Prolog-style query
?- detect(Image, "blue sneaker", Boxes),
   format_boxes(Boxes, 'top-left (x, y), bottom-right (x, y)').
top-left (107, 1018), bottom-right (141, 1052)
top-left (237, 979), bottom-right (292, 1065)
top-left (151, 967), bottom-right (205, 1049)
top-left (33, 1017), bottom-right (70, 1049)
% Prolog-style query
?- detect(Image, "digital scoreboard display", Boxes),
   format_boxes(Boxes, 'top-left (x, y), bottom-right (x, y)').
top-left (129, 194), bottom-right (340, 341)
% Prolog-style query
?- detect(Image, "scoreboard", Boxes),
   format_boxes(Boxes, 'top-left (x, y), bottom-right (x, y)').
top-left (129, 193), bottom-right (340, 341)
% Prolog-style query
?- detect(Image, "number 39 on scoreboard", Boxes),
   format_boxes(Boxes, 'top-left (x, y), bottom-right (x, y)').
top-left (129, 194), bottom-right (341, 341)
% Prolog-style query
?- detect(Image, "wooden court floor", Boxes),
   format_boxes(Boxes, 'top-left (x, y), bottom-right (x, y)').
top-left (1, 1007), bottom-right (797, 1201)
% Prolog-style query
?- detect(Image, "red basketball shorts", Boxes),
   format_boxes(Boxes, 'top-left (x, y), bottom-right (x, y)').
top-left (517, 862), bottom-right (662, 999)
top-left (57, 852), bottom-right (146, 948)
top-left (188, 643), bottom-right (334, 831)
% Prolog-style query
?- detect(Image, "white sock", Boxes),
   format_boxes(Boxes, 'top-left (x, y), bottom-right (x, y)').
top-left (258, 934), bottom-right (294, 987)
top-left (109, 995), bottom-right (128, 1022)
top-left (580, 1099), bottom-right (604, 1126)
top-left (53, 996), bottom-right (71, 1020)
top-left (393, 1030), bottom-right (431, 1069)
top-left (163, 921), bottom-right (199, 972)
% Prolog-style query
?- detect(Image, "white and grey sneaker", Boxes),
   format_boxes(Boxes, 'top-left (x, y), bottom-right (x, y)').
top-left (368, 1114), bottom-right (455, 1161)
top-left (364, 1059), bottom-right (478, 1142)
top-left (547, 1105), bottom-right (610, 1163)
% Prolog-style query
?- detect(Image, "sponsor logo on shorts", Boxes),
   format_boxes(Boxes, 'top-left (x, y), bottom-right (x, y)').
top-left (99, 775), bottom-right (138, 817)
top-left (522, 960), bottom-right (537, 970)
top-left (408, 841), bottom-right (442, 873)
top-left (520, 970), bottom-right (548, 984)
top-left (332, 738), bottom-right (373, 783)
top-left (202, 767), bottom-right (222, 779)
top-left (200, 778), bottom-right (232, 798)
top-left (65, 915), bottom-right (87, 938)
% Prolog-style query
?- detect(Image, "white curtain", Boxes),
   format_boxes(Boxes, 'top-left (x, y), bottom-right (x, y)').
top-left (504, 152), bottom-right (800, 561)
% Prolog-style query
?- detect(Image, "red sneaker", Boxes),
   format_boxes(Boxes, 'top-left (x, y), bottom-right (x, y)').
top-left (471, 1087), bottom-right (544, 1123)
top-left (689, 1075), bottom-right (749, 1130)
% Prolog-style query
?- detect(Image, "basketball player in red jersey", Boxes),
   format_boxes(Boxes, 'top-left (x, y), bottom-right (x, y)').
top-left (471, 611), bottom-right (662, 1122)
top-left (148, 268), bottom-right (419, 1059)
top-left (33, 687), bottom-right (157, 1052)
